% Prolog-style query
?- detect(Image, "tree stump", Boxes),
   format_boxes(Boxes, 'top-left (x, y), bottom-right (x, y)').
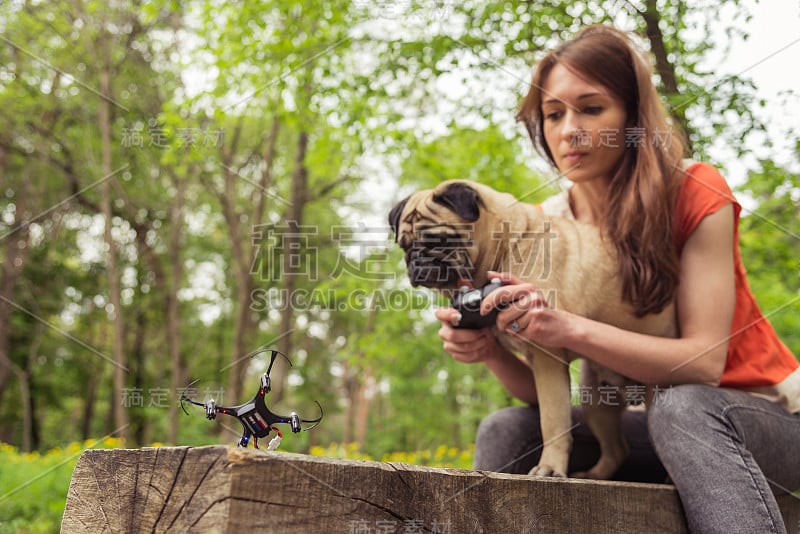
top-left (61, 445), bottom-right (799, 533)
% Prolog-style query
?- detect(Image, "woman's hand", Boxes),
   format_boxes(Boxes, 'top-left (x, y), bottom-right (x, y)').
top-left (436, 301), bottom-right (539, 404)
top-left (480, 271), bottom-right (575, 348)
top-left (435, 307), bottom-right (502, 363)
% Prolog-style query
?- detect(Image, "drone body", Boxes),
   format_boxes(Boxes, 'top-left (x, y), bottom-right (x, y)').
top-left (180, 349), bottom-right (323, 449)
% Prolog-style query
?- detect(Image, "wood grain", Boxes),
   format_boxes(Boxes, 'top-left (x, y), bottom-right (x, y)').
top-left (61, 445), bottom-right (799, 533)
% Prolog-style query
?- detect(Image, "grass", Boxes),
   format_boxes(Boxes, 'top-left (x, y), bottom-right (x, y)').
top-left (0, 437), bottom-right (124, 534)
top-left (309, 442), bottom-right (475, 470)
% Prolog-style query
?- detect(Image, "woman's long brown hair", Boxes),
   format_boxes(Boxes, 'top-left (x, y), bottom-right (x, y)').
top-left (517, 25), bottom-right (687, 317)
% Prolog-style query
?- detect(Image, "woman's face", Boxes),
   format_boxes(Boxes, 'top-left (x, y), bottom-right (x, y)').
top-left (540, 63), bottom-right (629, 186)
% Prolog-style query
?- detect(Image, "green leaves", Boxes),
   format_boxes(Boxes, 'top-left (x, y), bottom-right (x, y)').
top-left (737, 157), bottom-right (800, 354)
top-left (1, 0), bottom-right (797, 483)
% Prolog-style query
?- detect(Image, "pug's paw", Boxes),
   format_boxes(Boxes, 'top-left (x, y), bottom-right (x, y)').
top-left (528, 463), bottom-right (567, 478)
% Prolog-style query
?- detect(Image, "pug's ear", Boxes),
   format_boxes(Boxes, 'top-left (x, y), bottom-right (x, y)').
top-left (388, 196), bottom-right (410, 242)
top-left (433, 182), bottom-right (481, 222)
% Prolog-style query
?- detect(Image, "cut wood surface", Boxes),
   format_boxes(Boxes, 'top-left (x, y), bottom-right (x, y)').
top-left (60, 445), bottom-right (799, 533)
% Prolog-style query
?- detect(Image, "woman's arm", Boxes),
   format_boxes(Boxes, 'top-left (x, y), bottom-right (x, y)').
top-left (483, 204), bottom-right (736, 386)
top-left (436, 308), bottom-right (539, 404)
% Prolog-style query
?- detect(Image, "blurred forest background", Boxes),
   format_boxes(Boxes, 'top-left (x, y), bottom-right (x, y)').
top-left (1, 0), bottom-right (798, 463)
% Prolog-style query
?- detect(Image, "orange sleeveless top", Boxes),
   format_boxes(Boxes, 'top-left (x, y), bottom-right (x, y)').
top-left (541, 163), bottom-right (800, 412)
top-left (674, 163), bottom-right (799, 400)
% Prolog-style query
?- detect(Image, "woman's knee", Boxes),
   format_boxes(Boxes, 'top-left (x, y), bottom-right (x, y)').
top-left (647, 384), bottom-right (731, 444)
top-left (476, 406), bottom-right (540, 444)
top-left (474, 406), bottom-right (541, 472)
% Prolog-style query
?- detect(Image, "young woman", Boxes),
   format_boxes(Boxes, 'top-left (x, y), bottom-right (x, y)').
top-left (435, 25), bottom-right (800, 533)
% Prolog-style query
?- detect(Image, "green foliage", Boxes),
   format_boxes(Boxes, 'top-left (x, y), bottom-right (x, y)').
top-left (737, 157), bottom-right (800, 356)
top-left (0, 438), bottom-right (125, 534)
top-left (400, 124), bottom-right (556, 203)
top-left (0, 4), bottom-right (798, 529)
top-left (449, 0), bottom-right (764, 161)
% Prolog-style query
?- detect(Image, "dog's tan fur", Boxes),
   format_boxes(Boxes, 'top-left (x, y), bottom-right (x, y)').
top-left (389, 180), bottom-right (677, 478)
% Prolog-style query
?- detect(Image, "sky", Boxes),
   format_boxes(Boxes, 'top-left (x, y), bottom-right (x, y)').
top-left (709, 0), bottom-right (800, 183)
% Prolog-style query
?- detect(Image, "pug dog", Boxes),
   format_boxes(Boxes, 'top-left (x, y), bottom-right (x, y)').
top-left (388, 180), bottom-right (676, 479)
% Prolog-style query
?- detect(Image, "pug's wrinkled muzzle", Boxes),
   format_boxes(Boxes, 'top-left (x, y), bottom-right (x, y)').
top-left (403, 240), bottom-right (473, 288)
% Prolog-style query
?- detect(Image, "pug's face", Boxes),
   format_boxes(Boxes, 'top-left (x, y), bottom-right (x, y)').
top-left (388, 182), bottom-right (484, 289)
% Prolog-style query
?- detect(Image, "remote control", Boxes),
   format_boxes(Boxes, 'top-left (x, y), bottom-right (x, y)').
top-left (450, 278), bottom-right (507, 329)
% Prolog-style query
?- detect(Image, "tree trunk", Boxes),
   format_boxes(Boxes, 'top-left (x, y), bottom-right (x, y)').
top-left (81, 371), bottom-right (100, 441)
top-left (343, 303), bottom-right (378, 445)
top-left (250, 117), bottom-right (280, 227)
top-left (272, 129), bottom-right (309, 403)
top-left (353, 367), bottom-right (372, 446)
top-left (0, 186), bottom-right (28, 405)
top-left (98, 27), bottom-right (129, 439)
top-left (167, 173), bottom-right (186, 444)
top-left (641, 0), bottom-right (693, 151)
top-left (220, 161), bottom-right (257, 405)
top-left (221, 117), bottom-right (288, 406)
top-left (131, 307), bottom-right (147, 446)
top-left (13, 320), bottom-right (43, 451)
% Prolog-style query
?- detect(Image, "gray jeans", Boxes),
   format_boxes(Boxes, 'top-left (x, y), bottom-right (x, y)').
top-left (474, 384), bottom-right (800, 533)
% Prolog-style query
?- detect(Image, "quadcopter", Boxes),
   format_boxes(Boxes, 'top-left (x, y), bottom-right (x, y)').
top-left (180, 348), bottom-right (323, 449)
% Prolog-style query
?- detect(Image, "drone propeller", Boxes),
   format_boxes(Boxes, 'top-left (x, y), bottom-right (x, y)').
top-left (295, 401), bottom-right (324, 432)
top-left (179, 378), bottom-right (203, 415)
top-left (270, 348), bottom-right (290, 372)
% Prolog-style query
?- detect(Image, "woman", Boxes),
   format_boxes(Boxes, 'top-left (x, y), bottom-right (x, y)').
top-left (435, 25), bottom-right (800, 533)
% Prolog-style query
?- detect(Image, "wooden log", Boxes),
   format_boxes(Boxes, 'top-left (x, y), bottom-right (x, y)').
top-left (61, 445), bottom-right (799, 533)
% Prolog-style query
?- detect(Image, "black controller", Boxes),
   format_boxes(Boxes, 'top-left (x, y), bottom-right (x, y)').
top-left (450, 278), bottom-right (507, 329)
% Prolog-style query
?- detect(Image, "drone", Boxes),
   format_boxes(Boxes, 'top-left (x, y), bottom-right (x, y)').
top-left (180, 348), bottom-right (323, 450)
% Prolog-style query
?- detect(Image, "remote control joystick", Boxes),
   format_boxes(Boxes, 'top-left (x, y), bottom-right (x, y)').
top-left (450, 278), bottom-right (507, 329)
